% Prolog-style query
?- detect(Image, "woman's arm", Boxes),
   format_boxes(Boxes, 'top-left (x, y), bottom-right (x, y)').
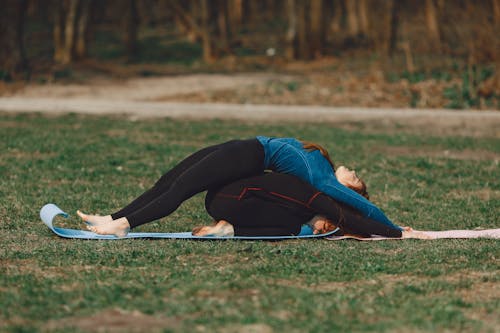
top-left (308, 192), bottom-right (402, 237)
top-left (320, 179), bottom-right (402, 230)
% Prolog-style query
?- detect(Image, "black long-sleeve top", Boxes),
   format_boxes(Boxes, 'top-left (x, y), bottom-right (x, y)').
top-left (205, 173), bottom-right (402, 238)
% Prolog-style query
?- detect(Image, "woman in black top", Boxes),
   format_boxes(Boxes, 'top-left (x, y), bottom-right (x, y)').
top-left (193, 172), bottom-right (404, 238)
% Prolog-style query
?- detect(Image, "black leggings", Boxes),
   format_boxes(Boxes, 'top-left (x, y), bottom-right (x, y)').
top-left (205, 173), bottom-right (403, 238)
top-left (111, 139), bottom-right (264, 228)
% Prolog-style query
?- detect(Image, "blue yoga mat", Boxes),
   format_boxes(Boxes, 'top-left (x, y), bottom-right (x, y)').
top-left (40, 203), bottom-right (339, 240)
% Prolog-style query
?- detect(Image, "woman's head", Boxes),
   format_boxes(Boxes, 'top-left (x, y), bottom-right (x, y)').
top-left (335, 166), bottom-right (370, 200)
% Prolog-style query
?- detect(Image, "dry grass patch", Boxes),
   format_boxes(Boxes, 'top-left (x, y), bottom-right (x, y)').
top-left (195, 288), bottom-right (260, 303)
top-left (268, 271), bottom-right (498, 295)
top-left (2, 259), bottom-right (127, 278)
top-left (43, 308), bottom-right (181, 332)
top-left (374, 146), bottom-right (500, 162)
top-left (2, 149), bottom-right (58, 160)
top-left (218, 323), bottom-right (274, 333)
top-left (445, 188), bottom-right (500, 201)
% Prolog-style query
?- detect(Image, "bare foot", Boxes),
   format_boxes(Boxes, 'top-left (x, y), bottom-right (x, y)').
top-left (192, 220), bottom-right (234, 237)
top-left (77, 210), bottom-right (113, 224)
top-left (86, 217), bottom-right (130, 238)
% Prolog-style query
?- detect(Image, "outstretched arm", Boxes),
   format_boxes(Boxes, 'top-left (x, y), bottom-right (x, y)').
top-left (320, 179), bottom-right (402, 230)
top-left (309, 192), bottom-right (402, 237)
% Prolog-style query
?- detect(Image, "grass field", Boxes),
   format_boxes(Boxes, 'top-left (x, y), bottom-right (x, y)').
top-left (1, 112), bottom-right (499, 332)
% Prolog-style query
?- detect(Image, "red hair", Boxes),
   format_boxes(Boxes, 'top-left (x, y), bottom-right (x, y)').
top-left (301, 141), bottom-right (335, 170)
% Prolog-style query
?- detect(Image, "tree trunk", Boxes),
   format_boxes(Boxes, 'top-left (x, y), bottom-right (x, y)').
top-left (330, 0), bottom-right (342, 34)
top-left (358, 0), bottom-right (369, 37)
top-left (200, 0), bottom-right (215, 63)
top-left (401, 41), bottom-right (415, 73)
top-left (61, 0), bottom-right (80, 65)
top-left (244, 0), bottom-right (260, 27)
top-left (173, 1), bottom-right (198, 42)
top-left (490, 0), bottom-right (500, 96)
top-left (124, 0), bottom-right (140, 62)
top-left (493, 0), bottom-right (500, 24)
top-left (309, 0), bottom-right (325, 58)
top-left (75, 0), bottom-right (91, 59)
top-left (228, 0), bottom-right (243, 29)
top-left (425, 0), bottom-right (441, 50)
top-left (285, 0), bottom-right (297, 60)
top-left (170, 0), bottom-right (202, 42)
top-left (217, 0), bottom-right (231, 53)
top-left (387, 0), bottom-right (400, 56)
top-left (53, 1), bottom-right (65, 63)
top-left (0, 0), bottom-right (29, 78)
top-left (344, 0), bottom-right (359, 37)
top-left (296, 1), bottom-right (311, 60)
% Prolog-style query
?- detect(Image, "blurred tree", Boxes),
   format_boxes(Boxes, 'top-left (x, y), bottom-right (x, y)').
top-left (479, 0), bottom-right (500, 97)
top-left (286, 0), bottom-right (327, 60)
top-left (345, 0), bottom-right (359, 38)
top-left (228, 0), bottom-right (243, 30)
top-left (54, 0), bottom-right (78, 64)
top-left (329, 0), bottom-right (342, 35)
top-left (243, 0), bottom-right (259, 27)
top-left (387, 0), bottom-right (401, 56)
top-left (425, 0), bottom-right (441, 51)
top-left (75, 0), bottom-right (92, 59)
top-left (170, 0), bottom-right (201, 43)
top-left (173, 1), bottom-right (199, 42)
top-left (170, 0), bottom-right (233, 63)
top-left (123, 0), bottom-right (140, 62)
top-left (495, 0), bottom-right (500, 24)
top-left (54, 0), bottom-right (92, 64)
top-left (285, 0), bottom-right (297, 59)
top-left (200, 0), bottom-right (215, 62)
top-left (216, 0), bottom-right (231, 54)
top-left (358, 0), bottom-right (369, 38)
top-left (309, 0), bottom-right (326, 58)
top-left (0, 0), bottom-right (29, 78)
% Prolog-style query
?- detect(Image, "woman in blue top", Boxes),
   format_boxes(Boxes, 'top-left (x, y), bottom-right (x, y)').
top-left (78, 137), bottom-right (402, 237)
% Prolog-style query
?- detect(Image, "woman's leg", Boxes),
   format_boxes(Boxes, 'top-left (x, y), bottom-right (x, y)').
top-left (205, 176), bottom-right (312, 236)
top-left (110, 143), bottom-right (223, 219)
top-left (78, 142), bottom-right (224, 225)
top-left (87, 139), bottom-right (265, 235)
top-left (207, 195), bottom-right (307, 236)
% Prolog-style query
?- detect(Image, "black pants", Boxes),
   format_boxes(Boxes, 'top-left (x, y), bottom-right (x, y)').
top-left (205, 173), bottom-right (403, 238)
top-left (111, 139), bottom-right (264, 228)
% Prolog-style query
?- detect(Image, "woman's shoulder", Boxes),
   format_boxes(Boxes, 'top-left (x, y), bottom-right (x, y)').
top-left (256, 136), bottom-right (300, 144)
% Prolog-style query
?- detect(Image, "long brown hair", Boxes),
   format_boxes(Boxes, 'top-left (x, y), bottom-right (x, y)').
top-left (301, 141), bottom-right (335, 171)
top-left (302, 140), bottom-right (370, 200)
top-left (350, 180), bottom-right (370, 200)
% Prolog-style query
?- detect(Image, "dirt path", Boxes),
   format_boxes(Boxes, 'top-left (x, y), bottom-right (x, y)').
top-left (1, 74), bottom-right (499, 137)
top-left (5, 73), bottom-right (289, 100)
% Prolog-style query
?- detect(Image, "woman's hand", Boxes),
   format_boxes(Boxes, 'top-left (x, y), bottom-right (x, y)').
top-left (401, 226), bottom-right (435, 240)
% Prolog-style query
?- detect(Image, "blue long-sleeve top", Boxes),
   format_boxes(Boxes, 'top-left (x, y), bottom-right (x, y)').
top-left (256, 136), bottom-right (402, 231)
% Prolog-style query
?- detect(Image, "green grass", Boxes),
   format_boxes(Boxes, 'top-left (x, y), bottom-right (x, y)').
top-left (1, 113), bottom-right (499, 332)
